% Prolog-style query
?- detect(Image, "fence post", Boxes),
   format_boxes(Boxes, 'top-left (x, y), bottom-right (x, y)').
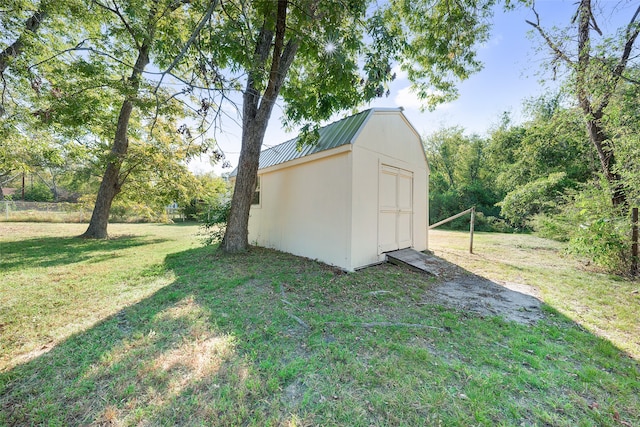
top-left (632, 207), bottom-right (638, 276)
top-left (4, 201), bottom-right (8, 221)
top-left (469, 207), bottom-right (475, 254)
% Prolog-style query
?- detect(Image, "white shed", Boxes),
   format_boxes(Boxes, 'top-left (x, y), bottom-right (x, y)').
top-left (235, 107), bottom-right (429, 271)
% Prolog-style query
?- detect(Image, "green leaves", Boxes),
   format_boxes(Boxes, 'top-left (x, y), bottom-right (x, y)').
top-left (382, 0), bottom-right (496, 110)
top-left (498, 172), bottom-right (568, 228)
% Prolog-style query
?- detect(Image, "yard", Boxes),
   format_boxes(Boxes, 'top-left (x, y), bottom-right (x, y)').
top-left (0, 223), bottom-right (638, 426)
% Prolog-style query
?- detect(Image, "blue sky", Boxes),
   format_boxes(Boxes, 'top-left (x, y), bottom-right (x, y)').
top-left (190, 1), bottom-right (630, 174)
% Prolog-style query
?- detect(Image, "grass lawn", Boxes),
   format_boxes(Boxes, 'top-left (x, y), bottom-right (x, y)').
top-left (1, 223), bottom-right (638, 426)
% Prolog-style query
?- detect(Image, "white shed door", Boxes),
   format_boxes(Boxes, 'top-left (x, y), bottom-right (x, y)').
top-left (379, 165), bottom-right (413, 253)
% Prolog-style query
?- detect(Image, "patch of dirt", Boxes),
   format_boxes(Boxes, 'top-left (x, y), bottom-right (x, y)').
top-left (232, 279), bottom-right (273, 297)
top-left (419, 255), bottom-right (544, 325)
top-left (282, 379), bottom-right (307, 407)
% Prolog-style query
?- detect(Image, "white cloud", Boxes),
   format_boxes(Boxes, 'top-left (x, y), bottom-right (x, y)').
top-left (392, 64), bottom-right (408, 80)
top-left (394, 86), bottom-right (452, 111)
top-left (394, 86), bottom-right (422, 109)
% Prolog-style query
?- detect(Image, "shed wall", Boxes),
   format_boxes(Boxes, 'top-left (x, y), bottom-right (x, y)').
top-left (248, 152), bottom-right (353, 270)
top-left (350, 111), bottom-right (429, 269)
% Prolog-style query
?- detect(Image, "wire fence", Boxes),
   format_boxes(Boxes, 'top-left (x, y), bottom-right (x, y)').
top-left (0, 201), bottom-right (89, 222)
top-left (0, 201), bottom-right (191, 223)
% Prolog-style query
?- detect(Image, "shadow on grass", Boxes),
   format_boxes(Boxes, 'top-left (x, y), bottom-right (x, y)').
top-left (0, 246), bottom-right (638, 426)
top-left (0, 236), bottom-right (168, 271)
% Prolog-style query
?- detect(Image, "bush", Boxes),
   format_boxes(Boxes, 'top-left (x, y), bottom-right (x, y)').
top-left (181, 199), bottom-right (207, 221)
top-left (498, 172), bottom-right (569, 229)
top-left (566, 186), bottom-right (630, 273)
top-left (481, 214), bottom-right (516, 233)
top-left (23, 183), bottom-right (54, 202)
top-left (532, 181), bottom-right (631, 274)
top-left (530, 213), bottom-right (572, 242)
top-left (200, 198), bottom-right (231, 246)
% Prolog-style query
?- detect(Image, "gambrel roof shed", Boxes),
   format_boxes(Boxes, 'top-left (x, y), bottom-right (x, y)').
top-left (237, 107), bottom-right (429, 271)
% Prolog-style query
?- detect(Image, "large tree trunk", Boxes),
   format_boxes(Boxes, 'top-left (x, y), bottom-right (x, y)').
top-left (80, 45), bottom-right (150, 238)
top-left (222, 122), bottom-right (268, 251)
top-left (585, 116), bottom-right (625, 206)
top-left (222, 0), bottom-right (298, 253)
top-left (80, 100), bottom-right (134, 238)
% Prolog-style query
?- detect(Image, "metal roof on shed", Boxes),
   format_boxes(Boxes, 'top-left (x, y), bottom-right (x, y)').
top-left (231, 109), bottom-right (392, 176)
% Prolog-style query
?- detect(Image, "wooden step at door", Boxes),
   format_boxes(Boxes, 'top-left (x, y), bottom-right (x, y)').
top-left (385, 248), bottom-right (442, 276)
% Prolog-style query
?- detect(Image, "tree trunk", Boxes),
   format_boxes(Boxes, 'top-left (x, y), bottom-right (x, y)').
top-left (222, 122), bottom-right (267, 251)
top-left (80, 100), bottom-right (135, 238)
top-left (222, 0), bottom-right (298, 253)
top-left (80, 45), bottom-right (150, 238)
top-left (585, 116), bottom-right (625, 206)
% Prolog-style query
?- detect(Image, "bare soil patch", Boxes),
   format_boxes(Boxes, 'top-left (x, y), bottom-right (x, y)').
top-left (419, 254), bottom-right (544, 325)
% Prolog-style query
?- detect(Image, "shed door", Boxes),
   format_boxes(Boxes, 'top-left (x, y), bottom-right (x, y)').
top-left (379, 165), bottom-right (413, 253)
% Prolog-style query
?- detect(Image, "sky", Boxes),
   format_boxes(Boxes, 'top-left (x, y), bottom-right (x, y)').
top-left (188, 1), bottom-right (632, 175)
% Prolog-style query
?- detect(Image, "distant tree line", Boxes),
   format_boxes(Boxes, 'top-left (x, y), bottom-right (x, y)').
top-left (426, 79), bottom-right (640, 274)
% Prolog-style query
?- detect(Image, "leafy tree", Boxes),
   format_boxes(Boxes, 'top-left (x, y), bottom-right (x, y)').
top-left (215, 0), bottom-right (500, 252)
top-left (1, 1), bottom-right (48, 110)
top-left (21, 0), bottom-right (225, 238)
top-left (483, 93), bottom-right (602, 228)
top-left (2, 1), bottom-right (226, 220)
top-left (424, 127), bottom-right (501, 229)
top-left (526, 0), bottom-right (640, 206)
top-left (498, 171), bottom-right (569, 228)
top-left (487, 94), bottom-right (596, 196)
top-left (79, 0), bottom-right (185, 237)
top-left (602, 69), bottom-right (640, 205)
top-left (1, 0), bottom-right (66, 198)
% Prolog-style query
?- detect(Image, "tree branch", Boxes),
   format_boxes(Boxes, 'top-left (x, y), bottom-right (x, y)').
top-left (243, 22), bottom-right (273, 125)
top-left (586, 0), bottom-right (602, 36)
top-left (595, 4), bottom-right (640, 114)
top-left (153, 0), bottom-right (219, 94)
top-left (261, 0), bottom-right (288, 103)
top-left (612, 5), bottom-right (640, 79)
top-left (256, 0), bottom-right (300, 124)
top-left (92, 0), bottom-right (141, 50)
top-left (525, 6), bottom-right (573, 66)
top-left (0, 8), bottom-right (47, 74)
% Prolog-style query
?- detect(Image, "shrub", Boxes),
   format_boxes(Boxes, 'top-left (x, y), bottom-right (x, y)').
top-left (566, 185), bottom-right (630, 274)
top-left (23, 183), bottom-right (54, 202)
top-left (530, 213), bottom-right (572, 242)
top-left (532, 181), bottom-right (632, 274)
top-left (181, 199), bottom-right (207, 221)
top-left (200, 198), bottom-right (231, 246)
top-left (498, 172), bottom-right (569, 228)
top-left (482, 214), bottom-right (516, 233)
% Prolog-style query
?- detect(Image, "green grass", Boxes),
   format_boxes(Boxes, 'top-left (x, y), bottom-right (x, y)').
top-left (429, 229), bottom-right (640, 359)
top-left (1, 223), bottom-right (638, 426)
